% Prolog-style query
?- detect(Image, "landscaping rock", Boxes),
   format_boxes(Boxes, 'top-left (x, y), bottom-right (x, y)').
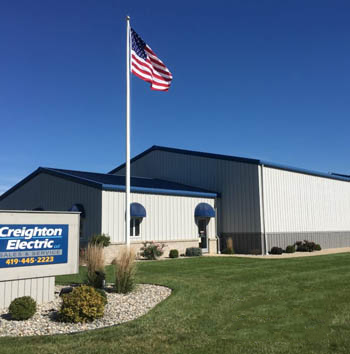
top-left (0, 284), bottom-right (171, 337)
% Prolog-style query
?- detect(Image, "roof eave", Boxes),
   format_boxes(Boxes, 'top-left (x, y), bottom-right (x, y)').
top-left (102, 184), bottom-right (218, 198)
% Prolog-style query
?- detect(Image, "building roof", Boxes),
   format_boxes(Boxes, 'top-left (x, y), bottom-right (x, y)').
top-left (109, 145), bottom-right (350, 182)
top-left (0, 167), bottom-right (218, 201)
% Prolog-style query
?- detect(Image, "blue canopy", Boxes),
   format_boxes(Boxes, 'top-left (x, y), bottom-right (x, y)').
top-left (130, 202), bottom-right (146, 218)
top-left (68, 203), bottom-right (85, 218)
top-left (194, 203), bottom-right (215, 218)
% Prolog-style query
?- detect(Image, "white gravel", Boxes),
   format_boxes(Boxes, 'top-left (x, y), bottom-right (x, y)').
top-left (0, 284), bottom-right (171, 337)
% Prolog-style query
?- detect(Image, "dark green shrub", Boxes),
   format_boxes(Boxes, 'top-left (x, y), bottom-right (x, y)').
top-left (59, 285), bottom-right (105, 323)
top-left (221, 248), bottom-right (234, 254)
top-left (89, 234), bottom-right (111, 247)
top-left (315, 244), bottom-right (322, 251)
top-left (169, 249), bottom-right (179, 258)
top-left (140, 241), bottom-right (166, 260)
top-left (9, 296), bottom-right (36, 320)
top-left (185, 247), bottom-right (202, 257)
top-left (296, 240), bottom-right (318, 252)
top-left (250, 249), bottom-right (261, 255)
top-left (285, 245), bottom-right (296, 253)
top-left (270, 247), bottom-right (283, 255)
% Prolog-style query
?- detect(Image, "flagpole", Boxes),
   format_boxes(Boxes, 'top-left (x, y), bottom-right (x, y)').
top-left (125, 15), bottom-right (131, 248)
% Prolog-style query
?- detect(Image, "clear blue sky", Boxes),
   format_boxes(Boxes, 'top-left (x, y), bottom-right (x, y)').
top-left (1, 0), bottom-right (349, 194)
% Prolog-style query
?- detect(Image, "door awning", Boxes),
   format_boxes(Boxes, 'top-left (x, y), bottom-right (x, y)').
top-left (68, 203), bottom-right (85, 218)
top-left (130, 202), bottom-right (146, 218)
top-left (194, 203), bottom-right (215, 218)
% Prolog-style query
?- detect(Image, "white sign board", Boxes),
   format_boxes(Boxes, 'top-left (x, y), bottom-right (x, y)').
top-left (0, 211), bottom-right (80, 282)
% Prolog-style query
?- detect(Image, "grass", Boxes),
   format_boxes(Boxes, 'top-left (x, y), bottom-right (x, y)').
top-left (1, 254), bottom-right (350, 353)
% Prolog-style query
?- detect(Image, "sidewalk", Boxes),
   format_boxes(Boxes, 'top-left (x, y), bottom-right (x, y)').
top-left (205, 247), bottom-right (350, 259)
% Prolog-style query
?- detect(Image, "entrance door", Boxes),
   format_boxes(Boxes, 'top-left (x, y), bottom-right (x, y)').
top-left (198, 218), bottom-right (208, 252)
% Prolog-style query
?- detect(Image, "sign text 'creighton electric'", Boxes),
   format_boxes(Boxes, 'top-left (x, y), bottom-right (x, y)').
top-left (0, 224), bottom-right (68, 268)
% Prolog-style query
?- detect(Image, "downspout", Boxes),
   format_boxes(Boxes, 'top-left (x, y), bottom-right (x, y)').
top-left (215, 197), bottom-right (220, 254)
top-left (260, 164), bottom-right (268, 255)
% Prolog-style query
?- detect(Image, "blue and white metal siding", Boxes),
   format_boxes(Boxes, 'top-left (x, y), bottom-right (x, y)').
top-left (115, 150), bottom-right (261, 234)
top-left (0, 173), bottom-right (102, 241)
top-left (262, 166), bottom-right (350, 233)
top-left (101, 190), bottom-right (215, 243)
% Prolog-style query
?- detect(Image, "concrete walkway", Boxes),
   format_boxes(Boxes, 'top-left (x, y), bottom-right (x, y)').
top-left (204, 247), bottom-right (350, 259)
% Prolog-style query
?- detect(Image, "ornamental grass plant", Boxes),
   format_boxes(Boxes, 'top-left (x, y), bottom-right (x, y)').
top-left (86, 243), bottom-right (105, 288)
top-left (114, 247), bottom-right (136, 294)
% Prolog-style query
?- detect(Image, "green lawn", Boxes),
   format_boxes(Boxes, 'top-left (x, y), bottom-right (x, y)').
top-left (1, 254), bottom-right (350, 354)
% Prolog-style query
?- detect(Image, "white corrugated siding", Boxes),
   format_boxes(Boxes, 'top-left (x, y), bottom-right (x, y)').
top-left (0, 173), bottom-right (102, 241)
top-left (263, 167), bottom-right (350, 233)
top-left (0, 276), bottom-right (55, 308)
top-left (101, 190), bottom-right (215, 243)
top-left (115, 150), bottom-right (261, 234)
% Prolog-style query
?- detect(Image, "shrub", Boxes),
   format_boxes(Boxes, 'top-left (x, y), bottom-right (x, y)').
top-left (315, 244), bottom-right (322, 251)
top-left (295, 240), bottom-right (319, 252)
top-left (140, 241), bottom-right (166, 260)
top-left (86, 244), bottom-right (105, 288)
top-left (169, 249), bottom-right (179, 258)
top-left (59, 285), bottom-right (105, 323)
top-left (9, 296), bottom-right (36, 320)
top-left (89, 234), bottom-right (111, 247)
top-left (221, 248), bottom-right (234, 254)
top-left (115, 247), bottom-right (136, 294)
top-left (250, 249), bottom-right (261, 255)
top-left (185, 247), bottom-right (202, 257)
top-left (270, 247), bottom-right (283, 255)
top-left (285, 245), bottom-right (296, 253)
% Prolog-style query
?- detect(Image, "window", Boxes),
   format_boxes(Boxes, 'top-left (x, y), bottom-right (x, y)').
top-left (130, 218), bottom-right (141, 237)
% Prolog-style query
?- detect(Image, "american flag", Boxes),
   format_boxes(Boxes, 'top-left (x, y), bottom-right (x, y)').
top-left (130, 28), bottom-right (173, 91)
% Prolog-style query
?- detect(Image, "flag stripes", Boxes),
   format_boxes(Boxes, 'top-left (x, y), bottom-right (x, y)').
top-left (130, 28), bottom-right (172, 91)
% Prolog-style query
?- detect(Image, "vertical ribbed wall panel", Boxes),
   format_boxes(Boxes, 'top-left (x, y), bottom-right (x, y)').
top-left (263, 167), bottom-right (350, 233)
top-left (101, 191), bottom-right (215, 243)
top-left (0, 277), bottom-right (55, 309)
top-left (0, 173), bottom-right (102, 242)
top-left (115, 150), bottom-right (261, 234)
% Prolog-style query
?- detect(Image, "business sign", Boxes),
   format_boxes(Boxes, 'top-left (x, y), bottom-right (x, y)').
top-left (0, 224), bottom-right (69, 268)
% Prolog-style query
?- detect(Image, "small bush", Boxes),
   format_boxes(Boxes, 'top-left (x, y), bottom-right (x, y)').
top-left (59, 285), bottom-right (105, 323)
top-left (270, 247), bottom-right (283, 255)
top-left (115, 247), bottom-right (136, 294)
top-left (86, 244), bottom-right (105, 288)
top-left (185, 247), bottom-right (202, 257)
top-left (296, 240), bottom-right (319, 252)
top-left (285, 245), bottom-right (296, 253)
top-left (9, 296), bottom-right (36, 320)
top-left (315, 244), bottom-right (322, 251)
top-left (221, 248), bottom-right (234, 254)
top-left (250, 249), bottom-right (261, 255)
top-left (89, 234), bottom-right (111, 248)
top-left (140, 241), bottom-right (166, 260)
top-left (169, 249), bottom-right (179, 258)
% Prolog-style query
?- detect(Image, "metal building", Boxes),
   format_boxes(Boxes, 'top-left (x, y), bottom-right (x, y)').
top-left (0, 167), bottom-right (218, 261)
top-left (110, 146), bottom-right (350, 254)
top-left (1, 145), bottom-right (350, 256)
